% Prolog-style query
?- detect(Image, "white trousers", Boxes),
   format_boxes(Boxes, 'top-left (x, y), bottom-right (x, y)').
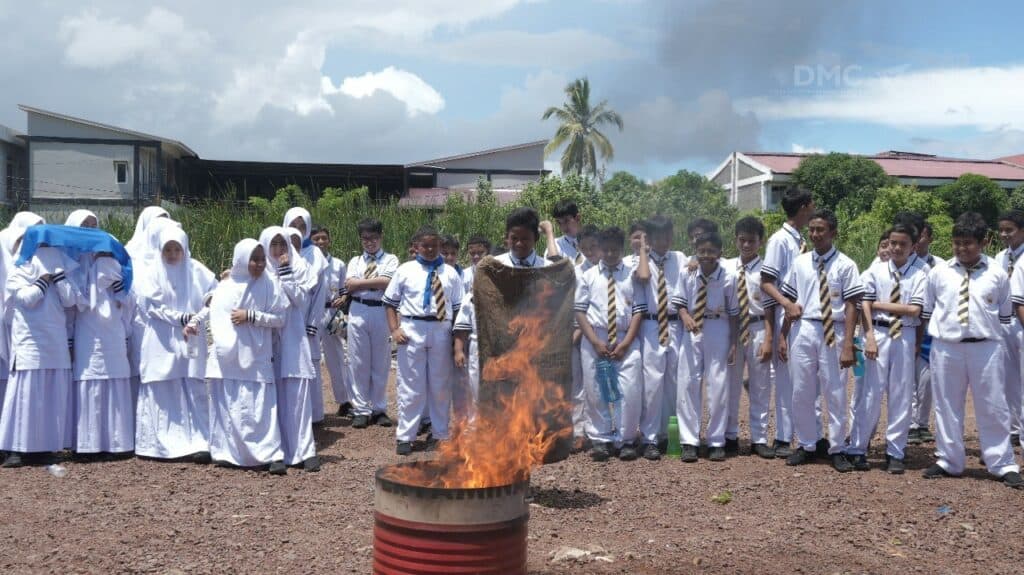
top-left (0, 368), bottom-right (72, 453)
top-left (135, 378), bottom-right (210, 460)
top-left (276, 377), bottom-right (317, 465)
top-left (307, 334), bottom-right (325, 423)
top-left (323, 331), bottom-right (352, 405)
top-left (848, 326), bottom-right (916, 459)
top-left (76, 377), bottom-right (135, 454)
top-left (348, 303), bottom-right (391, 417)
top-left (580, 328), bottom-right (642, 445)
top-left (788, 321), bottom-right (848, 454)
top-left (639, 319), bottom-right (682, 444)
top-left (911, 350), bottom-right (933, 430)
top-left (677, 319), bottom-right (731, 448)
top-left (452, 337), bottom-right (479, 423)
top-left (930, 339), bottom-right (1019, 477)
top-left (209, 378), bottom-right (284, 467)
top-left (771, 307), bottom-right (794, 443)
top-left (570, 340), bottom-right (588, 438)
top-left (395, 319), bottom-right (453, 443)
top-left (1002, 322), bottom-right (1023, 436)
top-left (727, 321), bottom-right (772, 444)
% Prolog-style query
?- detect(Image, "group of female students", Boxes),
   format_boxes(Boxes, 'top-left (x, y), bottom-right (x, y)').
top-left (0, 206), bottom-right (326, 475)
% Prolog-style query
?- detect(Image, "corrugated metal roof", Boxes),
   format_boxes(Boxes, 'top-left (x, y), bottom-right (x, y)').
top-left (742, 151), bottom-right (1024, 181)
top-left (406, 140), bottom-right (547, 167)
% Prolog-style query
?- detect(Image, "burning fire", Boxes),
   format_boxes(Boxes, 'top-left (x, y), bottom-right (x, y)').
top-left (384, 297), bottom-right (570, 488)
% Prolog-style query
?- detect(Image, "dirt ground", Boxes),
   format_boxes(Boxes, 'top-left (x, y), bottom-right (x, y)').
top-left (2, 370), bottom-right (1024, 575)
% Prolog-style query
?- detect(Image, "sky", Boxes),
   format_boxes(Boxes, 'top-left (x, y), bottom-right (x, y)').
top-left (2, 0), bottom-right (1024, 181)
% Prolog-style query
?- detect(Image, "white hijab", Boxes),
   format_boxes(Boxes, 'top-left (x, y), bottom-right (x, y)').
top-left (210, 239), bottom-right (278, 371)
top-left (5, 246), bottom-right (77, 306)
top-left (125, 206), bottom-right (169, 260)
top-left (142, 226), bottom-right (206, 313)
top-left (259, 226), bottom-right (312, 287)
top-left (64, 209), bottom-right (98, 228)
top-left (83, 256), bottom-right (124, 320)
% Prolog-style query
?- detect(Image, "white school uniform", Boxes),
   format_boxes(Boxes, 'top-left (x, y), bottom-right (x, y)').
top-left (206, 239), bottom-right (287, 467)
top-left (761, 222), bottom-right (805, 445)
top-left (452, 292), bottom-right (478, 421)
top-left (1011, 256), bottom-right (1024, 444)
top-left (778, 246), bottom-right (863, 455)
top-left (724, 255), bottom-right (773, 446)
top-left (495, 250), bottom-right (551, 268)
top-left (134, 227), bottom-right (216, 460)
top-left (847, 257), bottom-right (927, 460)
top-left (73, 257), bottom-right (136, 454)
top-left (346, 249), bottom-right (399, 418)
top-left (383, 258), bottom-right (463, 443)
top-left (0, 247), bottom-right (78, 454)
top-left (321, 252), bottom-right (351, 406)
top-left (571, 259), bottom-right (597, 439)
top-left (575, 261), bottom-right (646, 446)
top-left (912, 252), bottom-right (942, 431)
top-left (635, 250), bottom-right (687, 446)
top-left (261, 227), bottom-right (318, 466)
top-left (922, 256), bottom-right (1019, 478)
top-left (0, 212), bottom-right (45, 416)
top-left (672, 264), bottom-right (739, 448)
top-left (461, 265), bottom-right (476, 292)
top-left (995, 244), bottom-right (1024, 438)
top-left (555, 235), bottom-right (583, 265)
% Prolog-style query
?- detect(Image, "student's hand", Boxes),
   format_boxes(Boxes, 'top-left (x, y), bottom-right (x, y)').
top-left (864, 337), bottom-right (878, 361)
top-left (727, 344), bottom-right (737, 366)
top-left (590, 339), bottom-right (611, 358)
top-left (610, 342), bottom-right (628, 361)
top-left (539, 220), bottom-right (554, 236)
top-left (784, 302), bottom-right (803, 322)
top-left (183, 323), bottom-right (199, 337)
top-left (686, 259), bottom-right (699, 273)
top-left (220, 269), bottom-right (231, 281)
top-left (391, 327), bottom-right (409, 345)
top-left (454, 347), bottom-right (466, 369)
top-left (572, 328), bottom-right (582, 345)
top-left (681, 314), bottom-right (699, 333)
top-left (840, 345), bottom-right (856, 369)
top-left (331, 295), bottom-right (347, 309)
top-left (757, 338), bottom-right (772, 363)
top-left (278, 252), bottom-right (289, 266)
top-left (777, 337), bottom-right (789, 363)
top-left (344, 277), bottom-right (362, 293)
top-left (639, 232), bottom-right (648, 251)
top-left (39, 274), bottom-right (53, 284)
top-left (230, 309), bottom-right (248, 325)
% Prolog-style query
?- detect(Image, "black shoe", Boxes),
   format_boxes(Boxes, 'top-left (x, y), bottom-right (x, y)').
top-left (642, 444), bottom-right (661, 461)
top-left (815, 438), bottom-right (830, 457)
top-left (396, 442), bottom-right (413, 456)
top-left (352, 414), bottom-right (370, 429)
top-left (590, 442), bottom-right (611, 462)
top-left (922, 463), bottom-right (952, 479)
top-left (885, 456), bottom-right (905, 475)
top-left (680, 444), bottom-right (698, 463)
top-left (268, 461), bottom-right (287, 475)
top-left (1002, 471), bottom-right (1024, 489)
top-left (918, 429), bottom-right (934, 443)
top-left (708, 446), bottom-right (726, 461)
top-left (418, 419), bottom-right (432, 436)
top-left (303, 456), bottom-right (321, 472)
top-left (724, 438), bottom-right (739, 455)
top-left (336, 402), bottom-right (353, 417)
top-left (849, 454), bottom-right (870, 472)
top-left (906, 428), bottom-right (922, 445)
top-left (2, 453), bottom-right (24, 468)
top-left (1011, 433), bottom-right (1020, 446)
top-left (192, 451), bottom-right (212, 465)
top-left (753, 443), bottom-right (775, 459)
top-left (831, 454), bottom-right (853, 473)
top-left (619, 443), bottom-right (639, 461)
top-left (786, 448), bottom-right (814, 466)
top-left (773, 440), bottom-right (793, 459)
top-left (374, 413), bottom-right (394, 427)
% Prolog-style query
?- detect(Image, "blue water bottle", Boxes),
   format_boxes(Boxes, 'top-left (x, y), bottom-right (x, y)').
top-left (852, 335), bottom-right (865, 378)
top-left (595, 358), bottom-right (623, 403)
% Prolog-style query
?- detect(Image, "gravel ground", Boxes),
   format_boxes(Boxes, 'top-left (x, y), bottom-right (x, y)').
top-left (2, 370), bottom-right (1023, 574)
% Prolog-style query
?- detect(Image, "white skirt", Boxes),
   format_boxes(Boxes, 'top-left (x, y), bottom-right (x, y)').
top-left (135, 378), bottom-right (210, 459)
top-left (64, 376), bottom-right (78, 450)
top-left (76, 378), bottom-right (135, 453)
top-left (310, 370), bottom-right (325, 423)
top-left (209, 378), bottom-right (283, 467)
top-left (0, 368), bottom-right (72, 453)
top-left (277, 377), bottom-right (316, 465)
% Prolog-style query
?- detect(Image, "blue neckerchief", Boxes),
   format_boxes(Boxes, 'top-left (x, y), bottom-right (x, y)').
top-left (17, 224), bottom-right (133, 293)
top-left (302, 238), bottom-right (313, 249)
top-left (454, 263), bottom-right (463, 277)
top-left (416, 255), bottom-right (444, 310)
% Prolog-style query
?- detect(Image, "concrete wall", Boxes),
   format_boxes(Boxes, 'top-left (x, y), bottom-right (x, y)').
top-left (737, 181), bottom-right (763, 212)
top-left (712, 160), bottom-right (733, 185)
top-left (27, 113), bottom-right (139, 141)
top-left (30, 141), bottom-right (134, 200)
top-left (433, 144), bottom-right (544, 171)
top-left (437, 171), bottom-right (537, 190)
top-left (737, 159), bottom-right (762, 180)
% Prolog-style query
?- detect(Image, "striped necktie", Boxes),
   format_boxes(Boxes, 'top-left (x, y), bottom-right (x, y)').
top-left (606, 268), bottom-right (618, 347)
top-left (654, 257), bottom-right (669, 346)
top-left (519, 258), bottom-right (532, 268)
top-left (1010, 251), bottom-right (1016, 279)
top-left (958, 264), bottom-right (975, 326)
top-left (889, 269), bottom-right (902, 338)
top-left (818, 258), bottom-right (835, 347)
top-left (432, 271), bottom-right (447, 321)
top-left (693, 273), bottom-right (708, 332)
top-left (736, 260), bottom-right (750, 346)
top-left (364, 255), bottom-right (378, 279)
top-left (800, 238), bottom-right (809, 254)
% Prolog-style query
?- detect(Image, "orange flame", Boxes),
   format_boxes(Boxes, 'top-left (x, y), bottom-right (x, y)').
top-left (384, 293), bottom-right (571, 488)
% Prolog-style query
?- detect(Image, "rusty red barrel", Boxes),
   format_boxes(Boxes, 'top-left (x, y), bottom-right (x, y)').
top-left (373, 462), bottom-right (529, 575)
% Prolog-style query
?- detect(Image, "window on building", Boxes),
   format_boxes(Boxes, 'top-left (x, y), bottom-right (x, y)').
top-left (115, 161), bottom-right (129, 184)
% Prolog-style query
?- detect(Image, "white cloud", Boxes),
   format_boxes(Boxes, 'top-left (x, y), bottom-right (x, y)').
top-left (431, 29), bottom-right (636, 68)
top-left (739, 66), bottom-right (1024, 130)
top-left (58, 7), bottom-right (210, 70)
top-left (791, 143), bottom-right (824, 154)
top-left (324, 67), bottom-right (444, 117)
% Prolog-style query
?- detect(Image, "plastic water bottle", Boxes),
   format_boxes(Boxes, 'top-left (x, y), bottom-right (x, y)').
top-left (46, 464), bottom-right (67, 478)
top-left (595, 358), bottom-right (623, 403)
top-left (666, 416), bottom-right (681, 459)
top-left (852, 335), bottom-right (865, 378)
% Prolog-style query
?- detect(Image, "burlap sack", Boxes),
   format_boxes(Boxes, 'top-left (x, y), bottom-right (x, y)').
top-left (473, 255), bottom-right (575, 463)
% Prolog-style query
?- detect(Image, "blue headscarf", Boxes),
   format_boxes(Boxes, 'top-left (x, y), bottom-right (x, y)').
top-left (415, 254), bottom-right (445, 310)
top-left (16, 224), bottom-right (133, 293)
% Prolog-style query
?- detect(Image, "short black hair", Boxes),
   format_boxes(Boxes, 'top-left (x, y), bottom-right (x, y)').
top-left (893, 211), bottom-right (925, 238)
top-left (887, 223), bottom-right (918, 244)
top-left (687, 218), bottom-right (718, 238)
top-left (734, 216), bottom-right (765, 240)
top-left (310, 226), bottom-right (330, 238)
top-left (921, 221), bottom-right (934, 237)
top-left (879, 230), bottom-right (891, 242)
top-left (598, 226), bottom-right (625, 247)
top-left (694, 231), bottom-right (723, 251)
top-left (579, 224), bottom-right (600, 242)
top-left (441, 234), bottom-right (460, 250)
top-left (644, 215), bottom-right (674, 236)
top-left (552, 199), bottom-right (580, 219)
top-left (505, 207), bottom-right (540, 239)
top-left (810, 209), bottom-right (838, 232)
top-left (491, 246), bottom-right (508, 256)
top-left (414, 225), bottom-right (440, 243)
top-left (952, 212), bottom-right (989, 242)
top-left (998, 209), bottom-right (1024, 229)
top-left (628, 220), bottom-right (646, 235)
top-left (780, 187), bottom-right (814, 218)
top-left (357, 218), bottom-right (383, 236)
top-left (466, 235), bottom-right (492, 252)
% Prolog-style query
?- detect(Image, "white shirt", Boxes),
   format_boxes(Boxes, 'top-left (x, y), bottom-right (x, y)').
top-left (453, 292), bottom-right (476, 342)
top-left (995, 244), bottom-right (1024, 277)
top-left (862, 257), bottom-right (928, 328)
top-left (383, 260), bottom-right (464, 319)
top-left (7, 266), bottom-right (79, 370)
top-left (345, 250), bottom-right (399, 302)
top-left (272, 261), bottom-right (315, 380)
top-left (635, 250), bottom-right (686, 318)
top-left (495, 250), bottom-right (550, 268)
top-left (779, 247), bottom-right (864, 323)
top-left (73, 260), bottom-right (134, 380)
top-left (555, 235), bottom-right (582, 263)
top-left (724, 255), bottom-right (766, 317)
top-left (1010, 256), bottom-right (1024, 308)
top-left (762, 222), bottom-right (805, 289)
top-left (321, 254), bottom-right (346, 325)
top-left (461, 265), bottom-right (476, 292)
top-left (923, 255), bottom-right (1012, 342)
top-left (672, 264), bottom-right (740, 320)
top-left (575, 261), bottom-right (646, 333)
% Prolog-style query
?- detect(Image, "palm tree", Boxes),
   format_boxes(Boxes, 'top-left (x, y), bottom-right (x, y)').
top-left (542, 77), bottom-right (623, 178)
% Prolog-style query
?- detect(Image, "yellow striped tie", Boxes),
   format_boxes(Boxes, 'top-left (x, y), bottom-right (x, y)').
top-left (1010, 252), bottom-right (1016, 279)
top-left (958, 265), bottom-right (973, 326)
top-left (818, 259), bottom-right (835, 347)
top-left (800, 238), bottom-right (809, 254)
top-left (736, 260), bottom-right (750, 346)
top-left (888, 269), bottom-right (902, 338)
top-left (655, 261), bottom-right (669, 346)
top-left (364, 257), bottom-right (378, 279)
top-left (693, 274), bottom-right (708, 332)
top-left (606, 269), bottom-right (618, 347)
top-left (432, 271), bottom-right (446, 321)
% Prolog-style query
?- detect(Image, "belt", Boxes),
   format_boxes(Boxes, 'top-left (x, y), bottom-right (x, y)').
top-left (960, 337), bottom-right (987, 343)
top-left (402, 315), bottom-right (443, 322)
top-left (642, 313), bottom-right (680, 322)
top-left (747, 315), bottom-right (765, 324)
top-left (351, 296), bottom-right (383, 307)
top-left (872, 319), bottom-right (893, 328)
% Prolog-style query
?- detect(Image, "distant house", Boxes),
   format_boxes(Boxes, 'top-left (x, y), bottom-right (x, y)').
top-left (0, 124), bottom-right (27, 205)
top-left (710, 150), bottom-right (1024, 212)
